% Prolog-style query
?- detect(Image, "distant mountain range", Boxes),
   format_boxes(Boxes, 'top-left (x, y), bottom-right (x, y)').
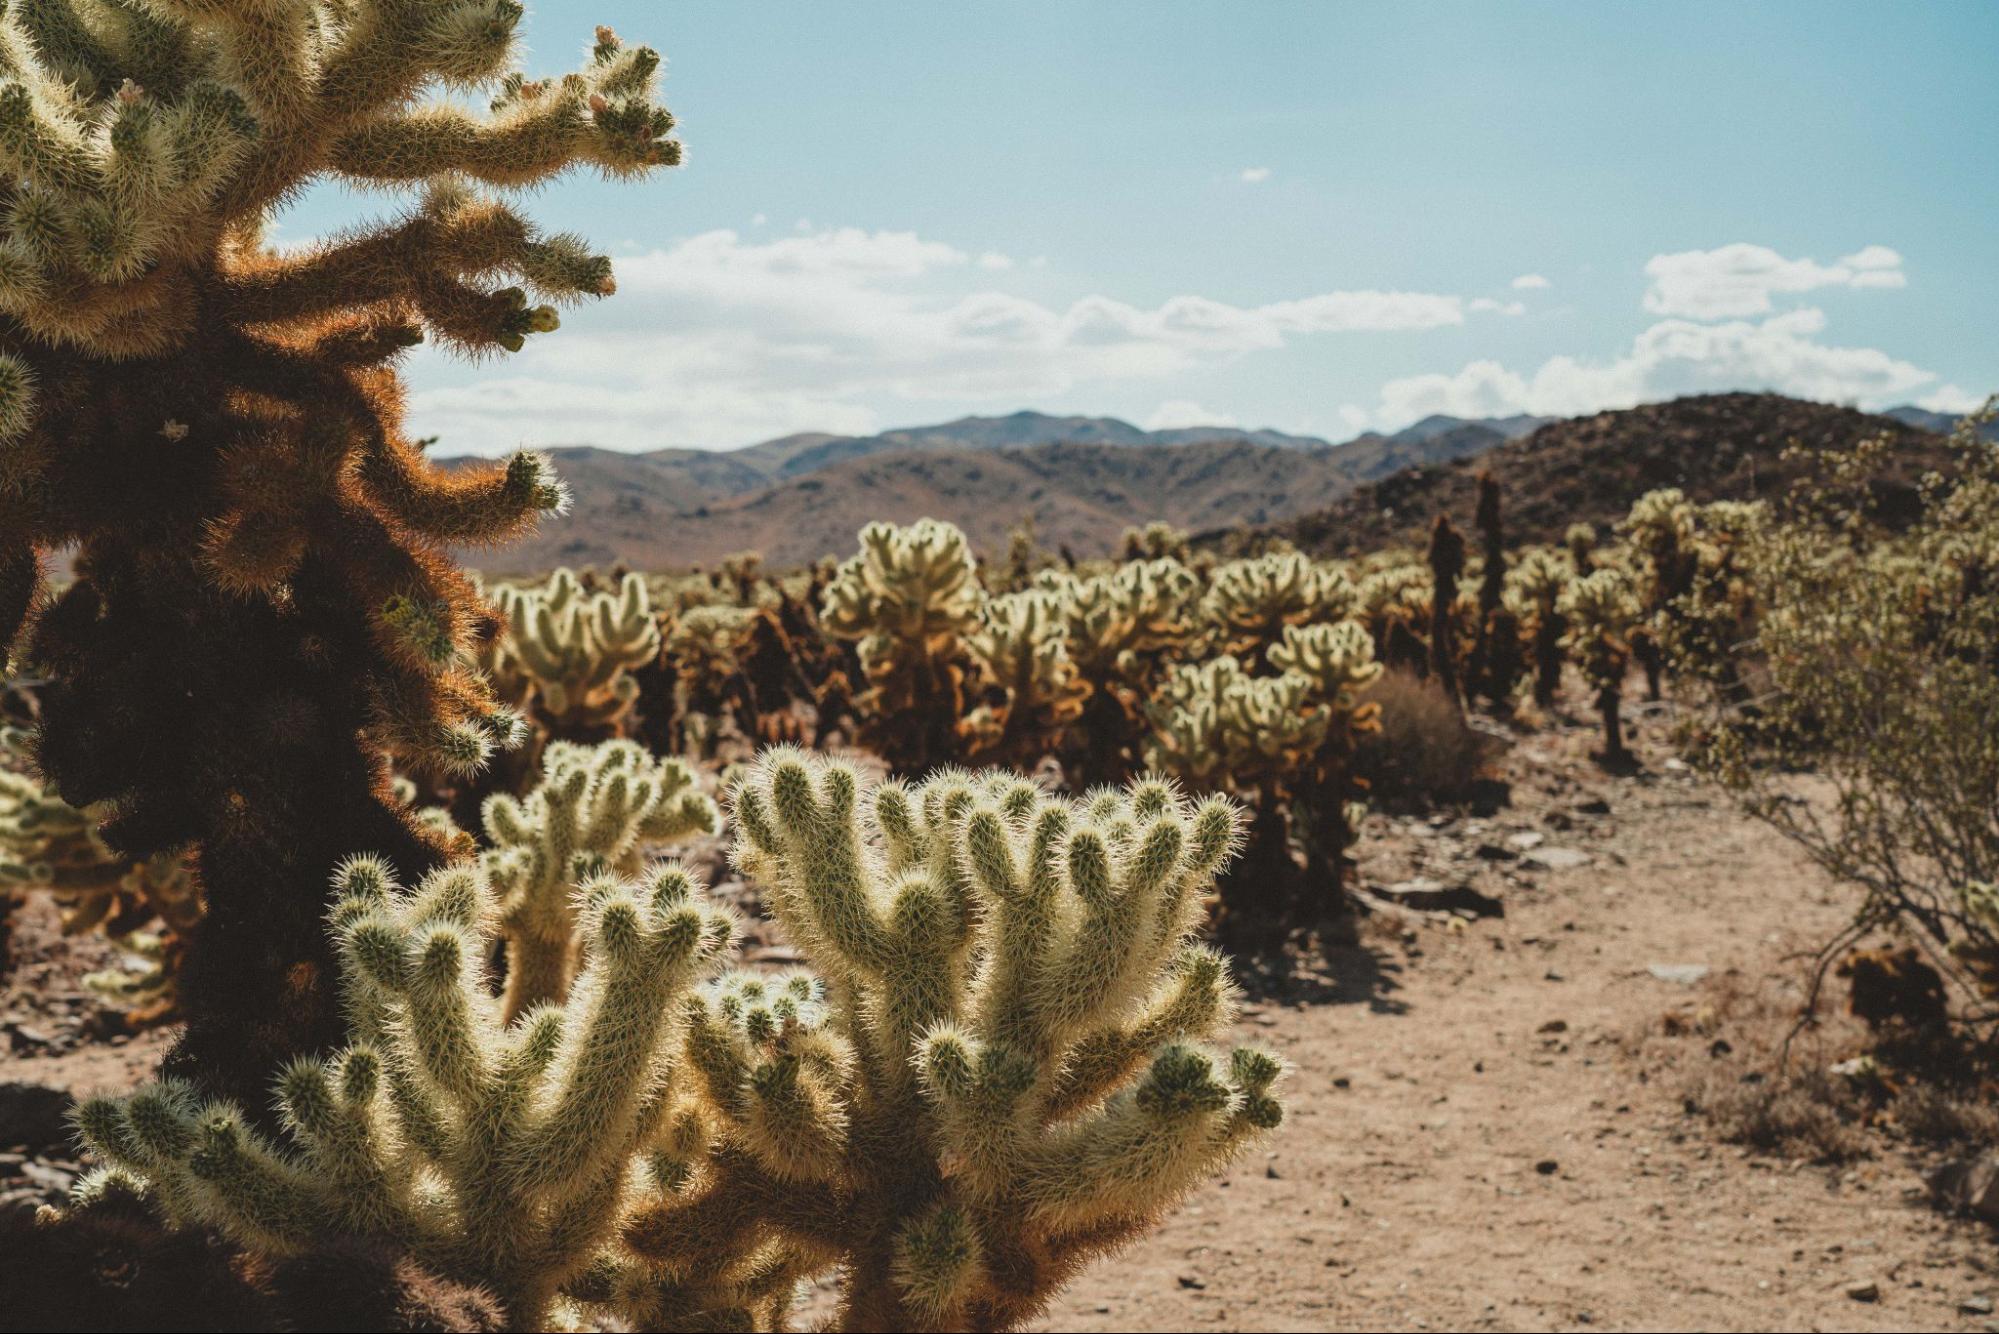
top-left (458, 410), bottom-right (1547, 572)
top-left (456, 399), bottom-right (1971, 573)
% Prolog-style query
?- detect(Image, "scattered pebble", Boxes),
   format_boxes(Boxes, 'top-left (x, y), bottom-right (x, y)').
top-left (1647, 963), bottom-right (1710, 986)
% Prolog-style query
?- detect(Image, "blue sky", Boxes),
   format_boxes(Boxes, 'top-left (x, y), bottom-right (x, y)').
top-left (289, 1), bottom-right (1999, 453)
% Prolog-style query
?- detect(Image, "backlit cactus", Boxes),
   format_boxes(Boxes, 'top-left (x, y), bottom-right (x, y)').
top-left (1509, 547), bottom-right (1576, 707)
top-left (0, 1), bottom-right (680, 1105)
top-left (1203, 552), bottom-right (1357, 659)
top-left (485, 568), bottom-right (660, 736)
top-left (1045, 557), bottom-right (1202, 785)
top-left (631, 750), bottom-right (1283, 1330)
top-left (74, 853), bottom-right (736, 1328)
top-left (963, 589), bottom-right (1090, 768)
top-left (1560, 567), bottom-right (1642, 762)
top-left (481, 739), bottom-right (719, 1019)
top-left (822, 520), bottom-right (982, 773)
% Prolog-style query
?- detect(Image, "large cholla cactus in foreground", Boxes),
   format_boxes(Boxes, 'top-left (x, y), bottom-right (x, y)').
top-left (822, 520), bottom-right (982, 773)
top-left (62, 751), bottom-right (1282, 1331)
top-left (619, 751), bottom-right (1283, 1330)
top-left (0, 2), bottom-right (679, 1105)
top-left (484, 569), bottom-right (660, 736)
top-left (482, 739), bottom-right (718, 1019)
top-left (75, 854), bottom-right (737, 1328)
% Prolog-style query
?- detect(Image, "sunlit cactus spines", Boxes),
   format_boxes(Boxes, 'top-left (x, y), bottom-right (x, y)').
top-left (1202, 551), bottom-right (1357, 658)
top-left (1120, 519), bottom-right (1191, 563)
top-left (822, 519), bottom-right (983, 772)
top-left (484, 568), bottom-right (661, 736)
top-left (1560, 566), bottom-right (1642, 762)
top-left (963, 588), bottom-right (1091, 768)
top-left (73, 853), bottom-right (736, 1328)
top-left (482, 739), bottom-right (718, 1019)
top-left (0, 1), bottom-right (682, 1106)
top-left (668, 749), bottom-right (1283, 1330)
top-left (1044, 557), bottom-right (1203, 785)
top-left (1509, 546), bottom-right (1576, 706)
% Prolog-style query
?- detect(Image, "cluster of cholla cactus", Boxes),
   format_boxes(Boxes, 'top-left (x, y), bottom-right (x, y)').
top-left (61, 750), bottom-right (1282, 1331)
top-left (821, 519), bottom-right (982, 773)
top-left (1, 725), bottom-right (199, 1018)
top-left (0, 0), bottom-right (679, 1105)
top-left (1560, 568), bottom-right (1642, 763)
top-left (482, 568), bottom-right (660, 738)
top-left (1044, 556), bottom-right (1203, 785)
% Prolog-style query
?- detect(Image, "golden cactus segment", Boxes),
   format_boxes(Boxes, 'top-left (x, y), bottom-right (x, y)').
top-left (484, 568), bottom-right (661, 734)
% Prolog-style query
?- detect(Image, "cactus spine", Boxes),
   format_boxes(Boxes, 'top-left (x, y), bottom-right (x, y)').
top-left (484, 569), bottom-right (661, 737)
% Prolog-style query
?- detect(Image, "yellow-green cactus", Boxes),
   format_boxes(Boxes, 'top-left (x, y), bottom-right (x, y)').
top-left (962, 589), bottom-right (1090, 767)
top-left (822, 520), bottom-right (983, 772)
top-left (482, 739), bottom-right (717, 1019)
top-left (1560, 567), bottom-right (1641, 761)
top-left (485, 569), bottom-right (659, 735)
top-left (74, 853), bottom-right (737, 1328)
top-left (620, 751), bottom-right (1282, 1331)
top-left (1202, 552), bottom-right (1357, 658)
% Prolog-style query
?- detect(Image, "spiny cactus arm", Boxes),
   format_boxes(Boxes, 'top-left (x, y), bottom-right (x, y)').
top-left (1019, 1044), bottom-right (1282, 1232)
top-left (329, 28), bottom-right (678, 186)
top-left (684, 970), bottom-right (853, 1184)
top-left (1041, 945), bottom-right (1235, 1119)
top-left (508, 863), bottom-right (733, 1195)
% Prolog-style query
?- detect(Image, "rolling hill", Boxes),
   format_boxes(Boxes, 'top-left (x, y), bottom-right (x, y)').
top-left (1229, 393), bottom-right (1959, 558)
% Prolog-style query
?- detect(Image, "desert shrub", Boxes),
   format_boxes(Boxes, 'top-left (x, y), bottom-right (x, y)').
top-left (66, 750), bottom-right (1284, 1332)
top-left (1695, 408), bottom-right (1999, 1009)
top-left (1351, 668), bottom-right (1495, 809)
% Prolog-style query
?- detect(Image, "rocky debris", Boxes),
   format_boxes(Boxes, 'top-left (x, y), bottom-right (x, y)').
top-left (1646, 963), bottom-right (1710, 986)
top-left (1844, 1279), bottom-right (1880, 1303)
top-left (1522, 846), bottom-right (1591, 871)
top-left (1370, 878), bottom-right (1506, 919)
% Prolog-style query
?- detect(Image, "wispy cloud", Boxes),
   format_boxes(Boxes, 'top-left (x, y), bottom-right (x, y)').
top-left (1510, 273), bottom-right (1550, 290)
top-left (1239, 166), bottom-right (1272, 184)
top-left (412, 226), bottom-right (1482, 452)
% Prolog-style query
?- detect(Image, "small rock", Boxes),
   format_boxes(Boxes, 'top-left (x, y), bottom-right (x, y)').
top-left (1508, 831), bottom-right (1546, 851)
top-left (1377, 879), bottom-right (1505, 919)
top-left (1647, 963), bottom-right (1710, 986)
top-left (1929, 1152), bottom-right (1999, 1222)
top-left (1844, 1279), bottom-right (1880, 1303)
top-left (1575, 797), bottom-right (1612, 816)
top-left (1522, 847), bottom-right (1592, 871)
top-left (1474, 843), bottom-right (1518, 862)
top-left (1961, 1295), bottom-right (1995, 1316)
top-left (1538, 1019), bottom-right (1569, 1034)
top-left (1265, 1163), bottom-right (1281, 1179)
top-left (1535, 1160), bottom-right (1560, 1175)
top-left (1178, 1273), bottom-right (1207, 1290)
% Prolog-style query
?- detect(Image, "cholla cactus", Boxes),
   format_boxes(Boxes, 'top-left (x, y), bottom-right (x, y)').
top-left (482, 740), bottom-right (718, 1018)
top-left (485, 569), bottom-right (660, 736)
top-left (1560, 568), bottom-right (1641, 762)
top-left (1619, 489), bottom-right (1701, 700)
top-left (822, 520), bottom-right (983, 773)
top-left (1145, 656), bottom-right (1328, 790)
top-left (1466, 475), bottom-right (1526, 710)
top-left (1426, 517), bottom-right (1468, 704)
top-left (1044, 558), bottom-right (1203, 785)
top-left (74, 854), bottom-right (737, 1328)
top-left (0, 3), bottom-right (679, 1103)
top-left (1120, 520), bottom-right (1190, 563)
top-left (1202, 552), bottom-right (1356, 658)
top-left (665, 603), bottom-right (754, 758)
top-left (620, 752), bottom-right (1282, 1330)
top-left (963, 589), bottom-right (1090, 768)
top-left (1566, 521), bottom-right (1599, 574)
top-left (1509, 547), bottom-right (1575, 706)
top-left (0, 726), bottom-right (200, 1019)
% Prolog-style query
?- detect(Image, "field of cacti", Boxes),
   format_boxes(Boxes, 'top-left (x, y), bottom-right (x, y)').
top-left (0, 3), bottom-right (1995, 1331)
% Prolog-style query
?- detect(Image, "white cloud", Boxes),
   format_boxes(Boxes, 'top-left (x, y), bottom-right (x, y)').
top-left (1642, 242), bottom-right (1906, 319)
top-left (1239, 166), bottom-right (1272, 184)
top-left (1144, 400), bottom-right (1237, 430)
top-left (976, 251), bottom-right (1014, 270)
top-left (413, 226), bottom-right (1470, 452)
top-left (1346, 307), bottom-right (1939, 430)
top-left (1917, 383), bottom-right (1990, 414)
top-left (1469, 297), bottom-right (1526, 315)
top-left (1511, 273), bottom-right (1550, 290)
top-left (750, 212), bottom-right (767, 227)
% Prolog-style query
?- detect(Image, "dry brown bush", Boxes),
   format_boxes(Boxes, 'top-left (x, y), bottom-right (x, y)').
top-left (1350, 668), bottom-right (1498, 809)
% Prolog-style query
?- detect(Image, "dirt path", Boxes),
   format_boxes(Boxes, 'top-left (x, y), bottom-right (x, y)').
top-left (1040, 718), bottom-right (1997, 1333)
